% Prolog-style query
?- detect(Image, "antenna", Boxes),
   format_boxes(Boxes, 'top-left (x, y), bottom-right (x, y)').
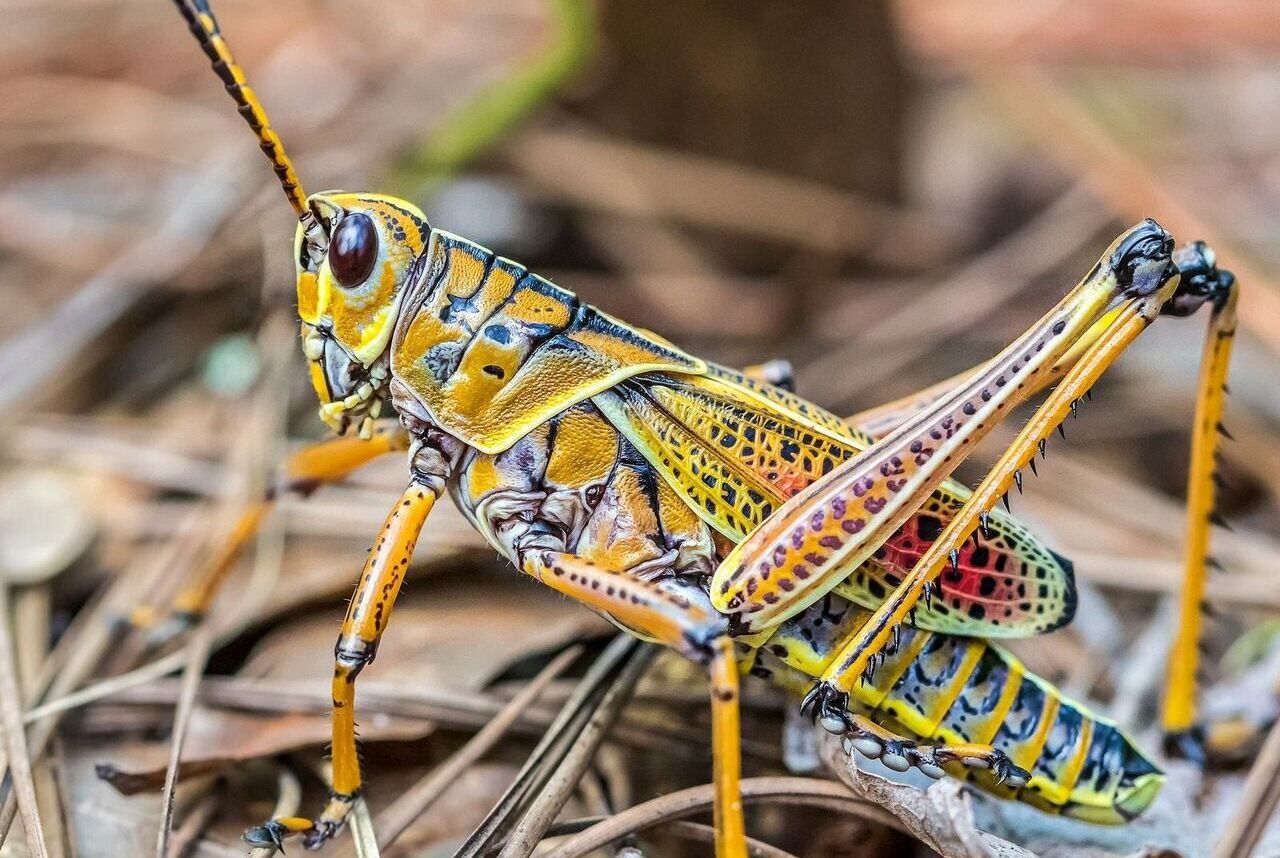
top-left (171, 0), bottom-right (320, 239)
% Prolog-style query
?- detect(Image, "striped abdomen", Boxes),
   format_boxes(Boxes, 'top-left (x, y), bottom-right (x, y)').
top-left (750, 595), bottom-right (1162, 824)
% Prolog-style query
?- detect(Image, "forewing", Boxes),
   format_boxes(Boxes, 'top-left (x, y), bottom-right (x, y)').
top-left (596, 369), bottom-right (1075, 637)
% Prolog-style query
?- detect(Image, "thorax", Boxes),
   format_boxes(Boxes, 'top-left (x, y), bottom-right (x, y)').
top-left (395, 385), bottom-right (719, 586)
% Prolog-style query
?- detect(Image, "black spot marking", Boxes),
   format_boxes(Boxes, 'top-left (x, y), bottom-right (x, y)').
top-left (917, 515), bottom-right (943, 543)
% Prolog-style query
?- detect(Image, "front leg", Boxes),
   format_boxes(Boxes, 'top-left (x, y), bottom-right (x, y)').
top-left (130, 420), bottom-right (410, 644)
top-left (520, 550), bottom-right (747, 858)
top-left (245, 454), bottom-right (441, 851)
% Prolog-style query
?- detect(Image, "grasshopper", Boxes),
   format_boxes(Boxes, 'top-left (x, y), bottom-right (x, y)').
top-left (162, 1), bottom-right (1239, 854)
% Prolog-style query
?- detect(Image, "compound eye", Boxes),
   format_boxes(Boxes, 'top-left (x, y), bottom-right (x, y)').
top-left (329, 212), bottom-right (378, 287)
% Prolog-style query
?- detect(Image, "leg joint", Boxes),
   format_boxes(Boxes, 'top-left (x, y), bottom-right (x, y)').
top-left (408, 441), bottom-right (452, 494)
top-left (681, 619), bottom-right (730, 666)
top-left (327, 787), bottom-right (361, 802)
top-left (334, 638), bottom-right (376, 675)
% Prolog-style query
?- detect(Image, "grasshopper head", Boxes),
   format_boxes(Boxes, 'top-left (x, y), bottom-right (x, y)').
top-left (166, 3), bottom-right (429, 435)
top-left (295, 192), bottom-right (430, 435)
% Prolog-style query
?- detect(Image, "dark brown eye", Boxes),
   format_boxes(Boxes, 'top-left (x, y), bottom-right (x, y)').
top-left (329, 212), bottom-right (378, 287)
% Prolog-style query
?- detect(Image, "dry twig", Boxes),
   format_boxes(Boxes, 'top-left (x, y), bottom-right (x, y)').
top-left (1212, 715), bottom-right (1280, 858)
top-left (154, 623), bottom-right (214, 858)
top-left (0, 584), bottom-right (49, 858)
top-left (339, 644), bottom-right (584, 856)
top-left (541, 777), bottom-right (905, 858)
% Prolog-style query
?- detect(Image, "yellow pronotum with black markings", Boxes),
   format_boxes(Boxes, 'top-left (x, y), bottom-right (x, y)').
top-left (165, 1), bottom-right (1240, 854)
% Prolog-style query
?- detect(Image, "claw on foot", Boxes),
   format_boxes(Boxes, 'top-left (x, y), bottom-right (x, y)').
top-left (243, 821), bottom-right (288, 850)
top-left (244, 816), bottom-right (332, 853)
top-left (989, 753), bottom-right (1031, 789)
top-left (800, 682), bottom-right (852, 735)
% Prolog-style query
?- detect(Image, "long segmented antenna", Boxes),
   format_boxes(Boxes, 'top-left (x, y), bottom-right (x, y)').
top-left (171, 0), bottom-right (327, 250)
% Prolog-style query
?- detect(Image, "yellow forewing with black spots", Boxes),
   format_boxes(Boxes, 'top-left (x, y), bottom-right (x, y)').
top-left (595, 370), bottom-right (1076, 638)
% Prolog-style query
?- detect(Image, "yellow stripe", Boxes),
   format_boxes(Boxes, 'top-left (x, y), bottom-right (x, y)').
top-left (922, 640), bottom-right (986, 737)
top-left (1012, 687), bottom-right (1060, 773)
top-left (1058, 717), bottom-right (1095, 798)
top-left (856, 630), bottom-right (933, 711)
top-left (970, 658), bottom-right (1025, 745)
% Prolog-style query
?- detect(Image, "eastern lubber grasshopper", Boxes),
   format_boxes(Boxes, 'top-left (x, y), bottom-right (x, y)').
top-left (161, 1), bottom-right (1241, 854)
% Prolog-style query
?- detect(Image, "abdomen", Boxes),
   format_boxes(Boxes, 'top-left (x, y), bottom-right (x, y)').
top-left (747, 595), bottom-right (1162, 824)
top-left (449, 394), bottom-right (1162, 824)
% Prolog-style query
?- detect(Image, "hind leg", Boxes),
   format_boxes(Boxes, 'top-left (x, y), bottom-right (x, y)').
top-left (812, 707), bottom-right (1030, 787)
top-left (1160, 255), bottom-right (1238, 760)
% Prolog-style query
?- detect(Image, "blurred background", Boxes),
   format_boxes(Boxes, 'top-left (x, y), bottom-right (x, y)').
top-left (2, 1), bottom-right (1279, 856)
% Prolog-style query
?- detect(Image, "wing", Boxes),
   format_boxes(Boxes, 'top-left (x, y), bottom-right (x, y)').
top-left (594, 365), bottom-right (1076, 637)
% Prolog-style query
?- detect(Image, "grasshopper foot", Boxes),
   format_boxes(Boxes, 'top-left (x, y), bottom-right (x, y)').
top-left (245, 791), bottom-right (359, 851)
top-left (834, 719), bottom-right (1030, 788)
top-left (800, 682), bottom-right (852, 736)
top-left (1162, 725), bottom-right (1208, 766)
top-left (244, 815), bottom-right (334, 852)
top-left (988, 752), bottom-right (1032, 788)
top-left (243, 820), bottom-right (288, 850)
top-left (143, 610), bottom-right (202, 648)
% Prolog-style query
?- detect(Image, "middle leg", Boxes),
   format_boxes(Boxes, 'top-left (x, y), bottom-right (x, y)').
top-left (520, 549), bottom-right (747, 858)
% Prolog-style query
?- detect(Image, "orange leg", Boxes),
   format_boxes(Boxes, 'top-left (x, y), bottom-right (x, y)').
top-left (1162, 252), bottom-right (1239, 758)
top-left (521, 550), bottom-right (746, 858)
top-left (245, 478), bottom-right (437, 850)
top-left (131, 421), bottom-right (409, 643)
